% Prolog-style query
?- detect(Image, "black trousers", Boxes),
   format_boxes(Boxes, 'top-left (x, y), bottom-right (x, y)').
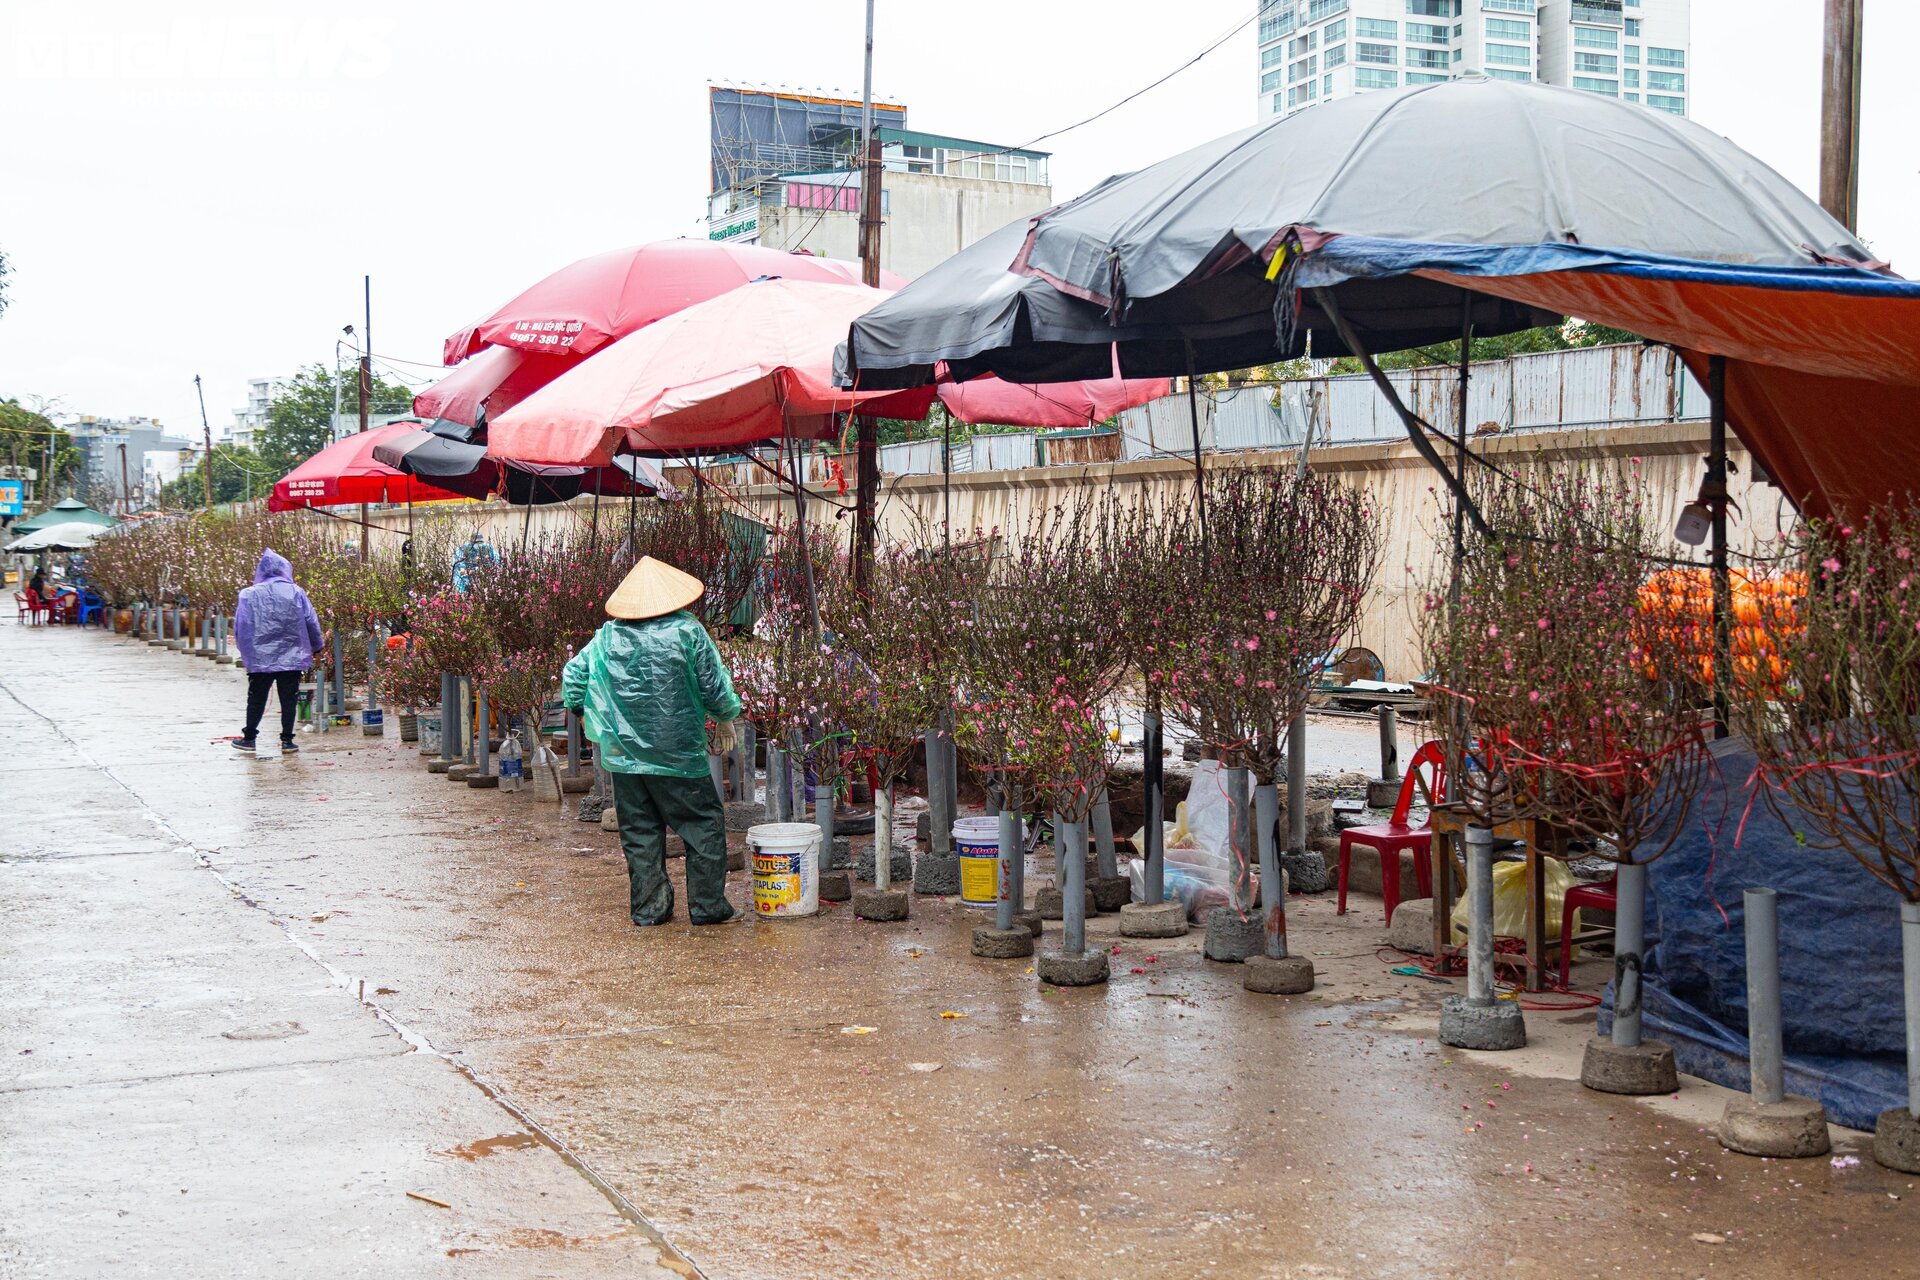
top-left (243, 670), bottom-right (302, 743)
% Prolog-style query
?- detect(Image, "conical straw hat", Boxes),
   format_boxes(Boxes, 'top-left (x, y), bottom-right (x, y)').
top-left (606, 556), bottom-right (705, 620)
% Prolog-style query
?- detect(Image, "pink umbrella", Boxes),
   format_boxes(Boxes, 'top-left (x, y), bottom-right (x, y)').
top-left (488, 280), bottom-right (934, 464)
top-left (936, 366), bottom-right (1172, 428)
top-left (444, 240), bottom-right (905, 365)
top-left (412, 346), bottom-right (574, 429)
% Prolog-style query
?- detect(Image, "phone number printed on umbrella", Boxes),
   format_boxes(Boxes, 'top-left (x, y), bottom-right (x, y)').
top-left (508, 319), bottom-right (585, 350)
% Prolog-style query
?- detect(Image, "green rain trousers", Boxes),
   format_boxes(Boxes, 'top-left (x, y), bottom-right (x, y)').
top-left (609, 772), bottom-right (734, 926)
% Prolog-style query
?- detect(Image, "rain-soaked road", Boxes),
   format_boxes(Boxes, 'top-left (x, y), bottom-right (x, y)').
top-left (4, 623), bottom-right (1916, 1279)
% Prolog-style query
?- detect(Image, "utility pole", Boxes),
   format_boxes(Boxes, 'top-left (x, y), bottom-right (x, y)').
top-left (118, 442), bottom-right (132, 517)
top-left (1820, 0), bottom-right (1863, 231)
top-left (359, 274), bottom-right (372, 560)
top-left (194, 374), bottom-right (214, 508)
top-left (853, 0), bottom-right (882, 586)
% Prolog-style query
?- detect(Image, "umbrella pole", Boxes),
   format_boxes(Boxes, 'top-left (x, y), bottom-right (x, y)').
top-left (1183, 340), bottom-right (1209, 558)
top-left (942, 405), bottom-right (951, 555)
top-left (522, 489), bottom-right (535, 552)
top-left (785, 421), bottom-right (822, 637)
top-left (1707, 354), bottom-right (1732, 739)
top-left (589, 471), bottom-right (602, 556)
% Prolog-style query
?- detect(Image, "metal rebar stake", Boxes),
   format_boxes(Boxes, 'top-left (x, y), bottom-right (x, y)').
top-left (1143, 711), bottom-right (1165, 905)
top-left (1611, 862), bottom-right (1648, 1047)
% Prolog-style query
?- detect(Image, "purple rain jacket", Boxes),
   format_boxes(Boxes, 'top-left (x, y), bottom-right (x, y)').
top-left (234, 550), bottom-right (324, 674)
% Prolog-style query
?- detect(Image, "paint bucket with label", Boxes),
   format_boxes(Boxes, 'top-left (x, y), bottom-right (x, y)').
top-left (955, 816), bottom-right (1018, 907)
top-left (748, 822), bottom-right (822, 919)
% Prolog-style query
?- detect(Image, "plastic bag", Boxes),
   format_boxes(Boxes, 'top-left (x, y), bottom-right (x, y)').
top-left (1446, 857), bottom-right (1578, 946)
top-left (1125, 759), bottom-right (1247, 920)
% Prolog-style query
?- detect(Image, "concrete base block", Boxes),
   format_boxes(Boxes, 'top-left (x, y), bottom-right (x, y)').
top-left (1719, 1095), bottom-right (1831, 1158)
top-left (1281, 850), bottom-right (1331, 895)
top-left (1439, 996), bottom-right (1528, 1051)
top-left (912, 852), bottom-right (961, 896)
top-left (1244, 954), bottom-right (1316, 995)
top-left (1366, 777), bottom-right (1402, 808)
top-left (1013, 910), bottom-right (1044, 937)
top-left (1580, 1036), bottom-right (1678, 1094)
top-left (914, 811), bottom-right (932, 843)
top-left (725, 848), bottom-right (746, 873)
top-left (1203, 907), bottom-right (1264, 963)
top-left (1874, 1108), bottom-right (1920, 1173)
top-left (1090, 874), bottom-right (1132, 913)
top-left (724, 800), bottom-right (764, 831)
top-left (818, 870), bottom-right (853, 902)
top-left (1038, 950), bottom-right (1110, 987)
top-left (600, 807), bottom-right (620, 832)
top-left (578, 794), bottom-right (608, 822)
top-left (1118, 900), bottom-right (1190, 938)
top-left (426, 759), bottom-right (456, 775)
top-left (824, 835), bottom-right (854, 870)
top-left (345, 698), bottom-right (365, 712)
top-left (1386, 898), bottom-right (1438, 955)
top-left (1035, 887), bottom-right (1098, 920)
top-left (856, 842), bottom-right (913, 884)
top-left (971, 925), bottom-right (1035, 959)
top-left (561, 774), bottom-right (592, 793)
top-left (215, 655), bottom-right (236, 665)
top-left (446, 764), bottom-right (477, 782)
top-left (853, 887), bottom-right (909, 921)
top-left (466, 773), bottom-right (499, 789)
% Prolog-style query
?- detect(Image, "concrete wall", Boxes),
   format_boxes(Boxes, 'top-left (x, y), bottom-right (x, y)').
top-left (360, 420), bottom-right (1787, 683)
top-left (757, 169), bottom-right (1052, 280)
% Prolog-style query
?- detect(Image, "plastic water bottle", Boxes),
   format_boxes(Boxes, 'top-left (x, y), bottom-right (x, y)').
top-left (498, 728), bottom-right (524, 793)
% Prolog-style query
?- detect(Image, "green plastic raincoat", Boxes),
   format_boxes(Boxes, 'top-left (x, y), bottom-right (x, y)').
top-left (562, 612), bottom-right (741, 778)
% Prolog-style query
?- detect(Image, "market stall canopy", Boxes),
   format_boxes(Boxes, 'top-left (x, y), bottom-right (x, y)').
top-left (444, 239), bottom-right (905, 366)
top-left (847, 78), bottom-right (1920, 516)
top-left (267, 421), bottom-right (474, 512)
top-left (4, 520), bottom-right (106, 552)
top-left (10, 497), bottom-right (118, 536)
top-left (488, 279), bottom-right (936, 465)
top-left (413, 345), bottom-right (575, 434)
top-left (372, 426), bottom-right (674, 505)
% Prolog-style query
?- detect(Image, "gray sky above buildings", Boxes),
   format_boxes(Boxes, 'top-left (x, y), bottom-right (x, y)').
top-left (0, 1), bottom-right (1910, 436)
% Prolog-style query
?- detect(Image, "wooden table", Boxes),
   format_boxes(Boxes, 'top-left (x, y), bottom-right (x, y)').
top-left (1425, 806), bottom-right (1575, 992)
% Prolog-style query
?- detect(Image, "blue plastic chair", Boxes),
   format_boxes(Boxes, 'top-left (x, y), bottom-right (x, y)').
top-left (75, 589), bottom-right (106, 628)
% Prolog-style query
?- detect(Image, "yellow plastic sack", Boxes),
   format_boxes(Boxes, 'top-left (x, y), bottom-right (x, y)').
top-left (1447, 857), bottom-right (1578, 946)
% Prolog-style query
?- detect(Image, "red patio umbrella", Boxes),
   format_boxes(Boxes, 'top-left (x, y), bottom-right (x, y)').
top-left (487, 280), bottom-right (934, 465)
top-left (443, 240), bottom-right (906, 365)
top-left (267, 421), bottom-right (474, 512)
top-left (412, 345), bottom-right (575, 430)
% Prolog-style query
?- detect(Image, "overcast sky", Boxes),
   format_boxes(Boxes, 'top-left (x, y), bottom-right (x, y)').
top-left (0, 1), bottom-right (1910, 439)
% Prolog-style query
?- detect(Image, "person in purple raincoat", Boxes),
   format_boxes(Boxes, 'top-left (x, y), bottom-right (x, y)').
top-left (232, 549), bottom-right (323, 754)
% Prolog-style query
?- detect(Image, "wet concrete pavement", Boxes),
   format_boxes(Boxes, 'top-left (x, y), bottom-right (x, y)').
top-left (4, 623), bottom-right (1916, 1279)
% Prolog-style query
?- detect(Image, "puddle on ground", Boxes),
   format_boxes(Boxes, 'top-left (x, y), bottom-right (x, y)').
top-left (440, 1133), bottom-right (542, 1161)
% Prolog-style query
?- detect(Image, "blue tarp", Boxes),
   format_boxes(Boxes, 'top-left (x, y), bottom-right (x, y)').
top-left (1597, 736), bottom-right (1906, 1131)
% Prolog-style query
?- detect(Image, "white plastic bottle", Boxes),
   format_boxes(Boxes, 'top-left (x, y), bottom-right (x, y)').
top-left (498, 727), bottom-right (524, 793)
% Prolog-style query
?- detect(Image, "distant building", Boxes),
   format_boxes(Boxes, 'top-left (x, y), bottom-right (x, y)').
top-left (1256, 0), bottom-right (1689, 120)
top-left (230, 374), bottom-right (290, 451)
top-left (704, 86), bottom-right (1053, 280)
top-left (66, 416), bottom-right (195, 512)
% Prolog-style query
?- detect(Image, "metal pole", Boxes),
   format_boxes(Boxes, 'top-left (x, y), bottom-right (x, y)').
top-left (1092, 787), bottom-right (1117, 879)
top-left (709, 752), bottom-right (727, 808)
top-left (1007, 782), bottom-right (1026, 920)
top-left (1378, 705), bottom-right (1400, 782)
top-left (1708, 354), bottom-right (1731, 740)
top-left (1061, 816), bottom-right (1088, 956)
top-left (994, 788), bottom-right (1018, 930)
top-left (194, 375), bottom-right (214, 509)
top-left (1143, 709), bottom-right (1165, 905)
top-left (475, 685), bottom-right (492, 779)
top-left (1820, 0), bottom-right (1864, 231)
top-left (1904, 900), bottom-right (1920, 1116)
top-left (927, 724), bottom-right (953, 856)
top-left (1228, 765), bottom-right (1253, 910)
top-left (875, 784), bottom-right (894, 893)
top-left (1257, 781), bottom-right (1288, 960)
top-left (1183, 340), bottom-right (1209, 557)
top-left (1287, 708), bottom-right (1308, 857)
top-left (815, 754), bottom-right (836, 867)
top-left (365, 631), bottom-right (380, 716)
top-left (439, 673), bottom-right (457, 762)
top-left (738, 720), bottom-right (757, 806)
top-left (1611, 861), bottom-right (1649, 1047)
top-left (565, 708), bottom-right (584, 783)
top-left (767, 741), bottom-right (788, 823)
top-left (359, 275), bottom-right (372, 562)
top-left (789, 731), bottom-right (808, 825)
top-left (1744, 887), bottom-right (1785, 1106)
top-left (1465, 824), bottom-right (1497, 1006)
top-left (330, 632), bottom-right (345, 716)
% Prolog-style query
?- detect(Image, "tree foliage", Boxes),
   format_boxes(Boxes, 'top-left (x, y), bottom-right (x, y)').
top-left (0, 398), bottom-right (81, 509)
top-left (257, 362), bottom-right (419, 475)
top-left (158, 447), bottom-right (271, 509)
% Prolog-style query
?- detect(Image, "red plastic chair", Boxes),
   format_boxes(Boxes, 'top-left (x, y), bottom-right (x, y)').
top-left (1337, 740), bottom-right (1448, 924)
top-left (20, 589), bottom-right (51, 625)
top-left (12, 592), bottom-right (30, 624)
top-left (1558, 876), bottom-right (1618, 989)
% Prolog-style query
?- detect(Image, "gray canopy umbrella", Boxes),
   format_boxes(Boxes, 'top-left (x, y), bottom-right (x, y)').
top-left (845, 77), bottom-right (1878, 389)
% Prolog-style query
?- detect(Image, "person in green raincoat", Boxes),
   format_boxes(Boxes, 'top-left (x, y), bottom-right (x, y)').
top-left (563, 556), bottom-right (742, 926)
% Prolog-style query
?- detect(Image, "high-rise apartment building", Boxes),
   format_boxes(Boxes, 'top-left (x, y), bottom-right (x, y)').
top-left (1257, 1), bottom-right (1689, 121)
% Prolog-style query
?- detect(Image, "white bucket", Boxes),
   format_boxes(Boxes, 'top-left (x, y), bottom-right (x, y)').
top-left (748, 822), bottom-right (822, 919)
top-left (955, 816), bottom-right (1019, 908)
